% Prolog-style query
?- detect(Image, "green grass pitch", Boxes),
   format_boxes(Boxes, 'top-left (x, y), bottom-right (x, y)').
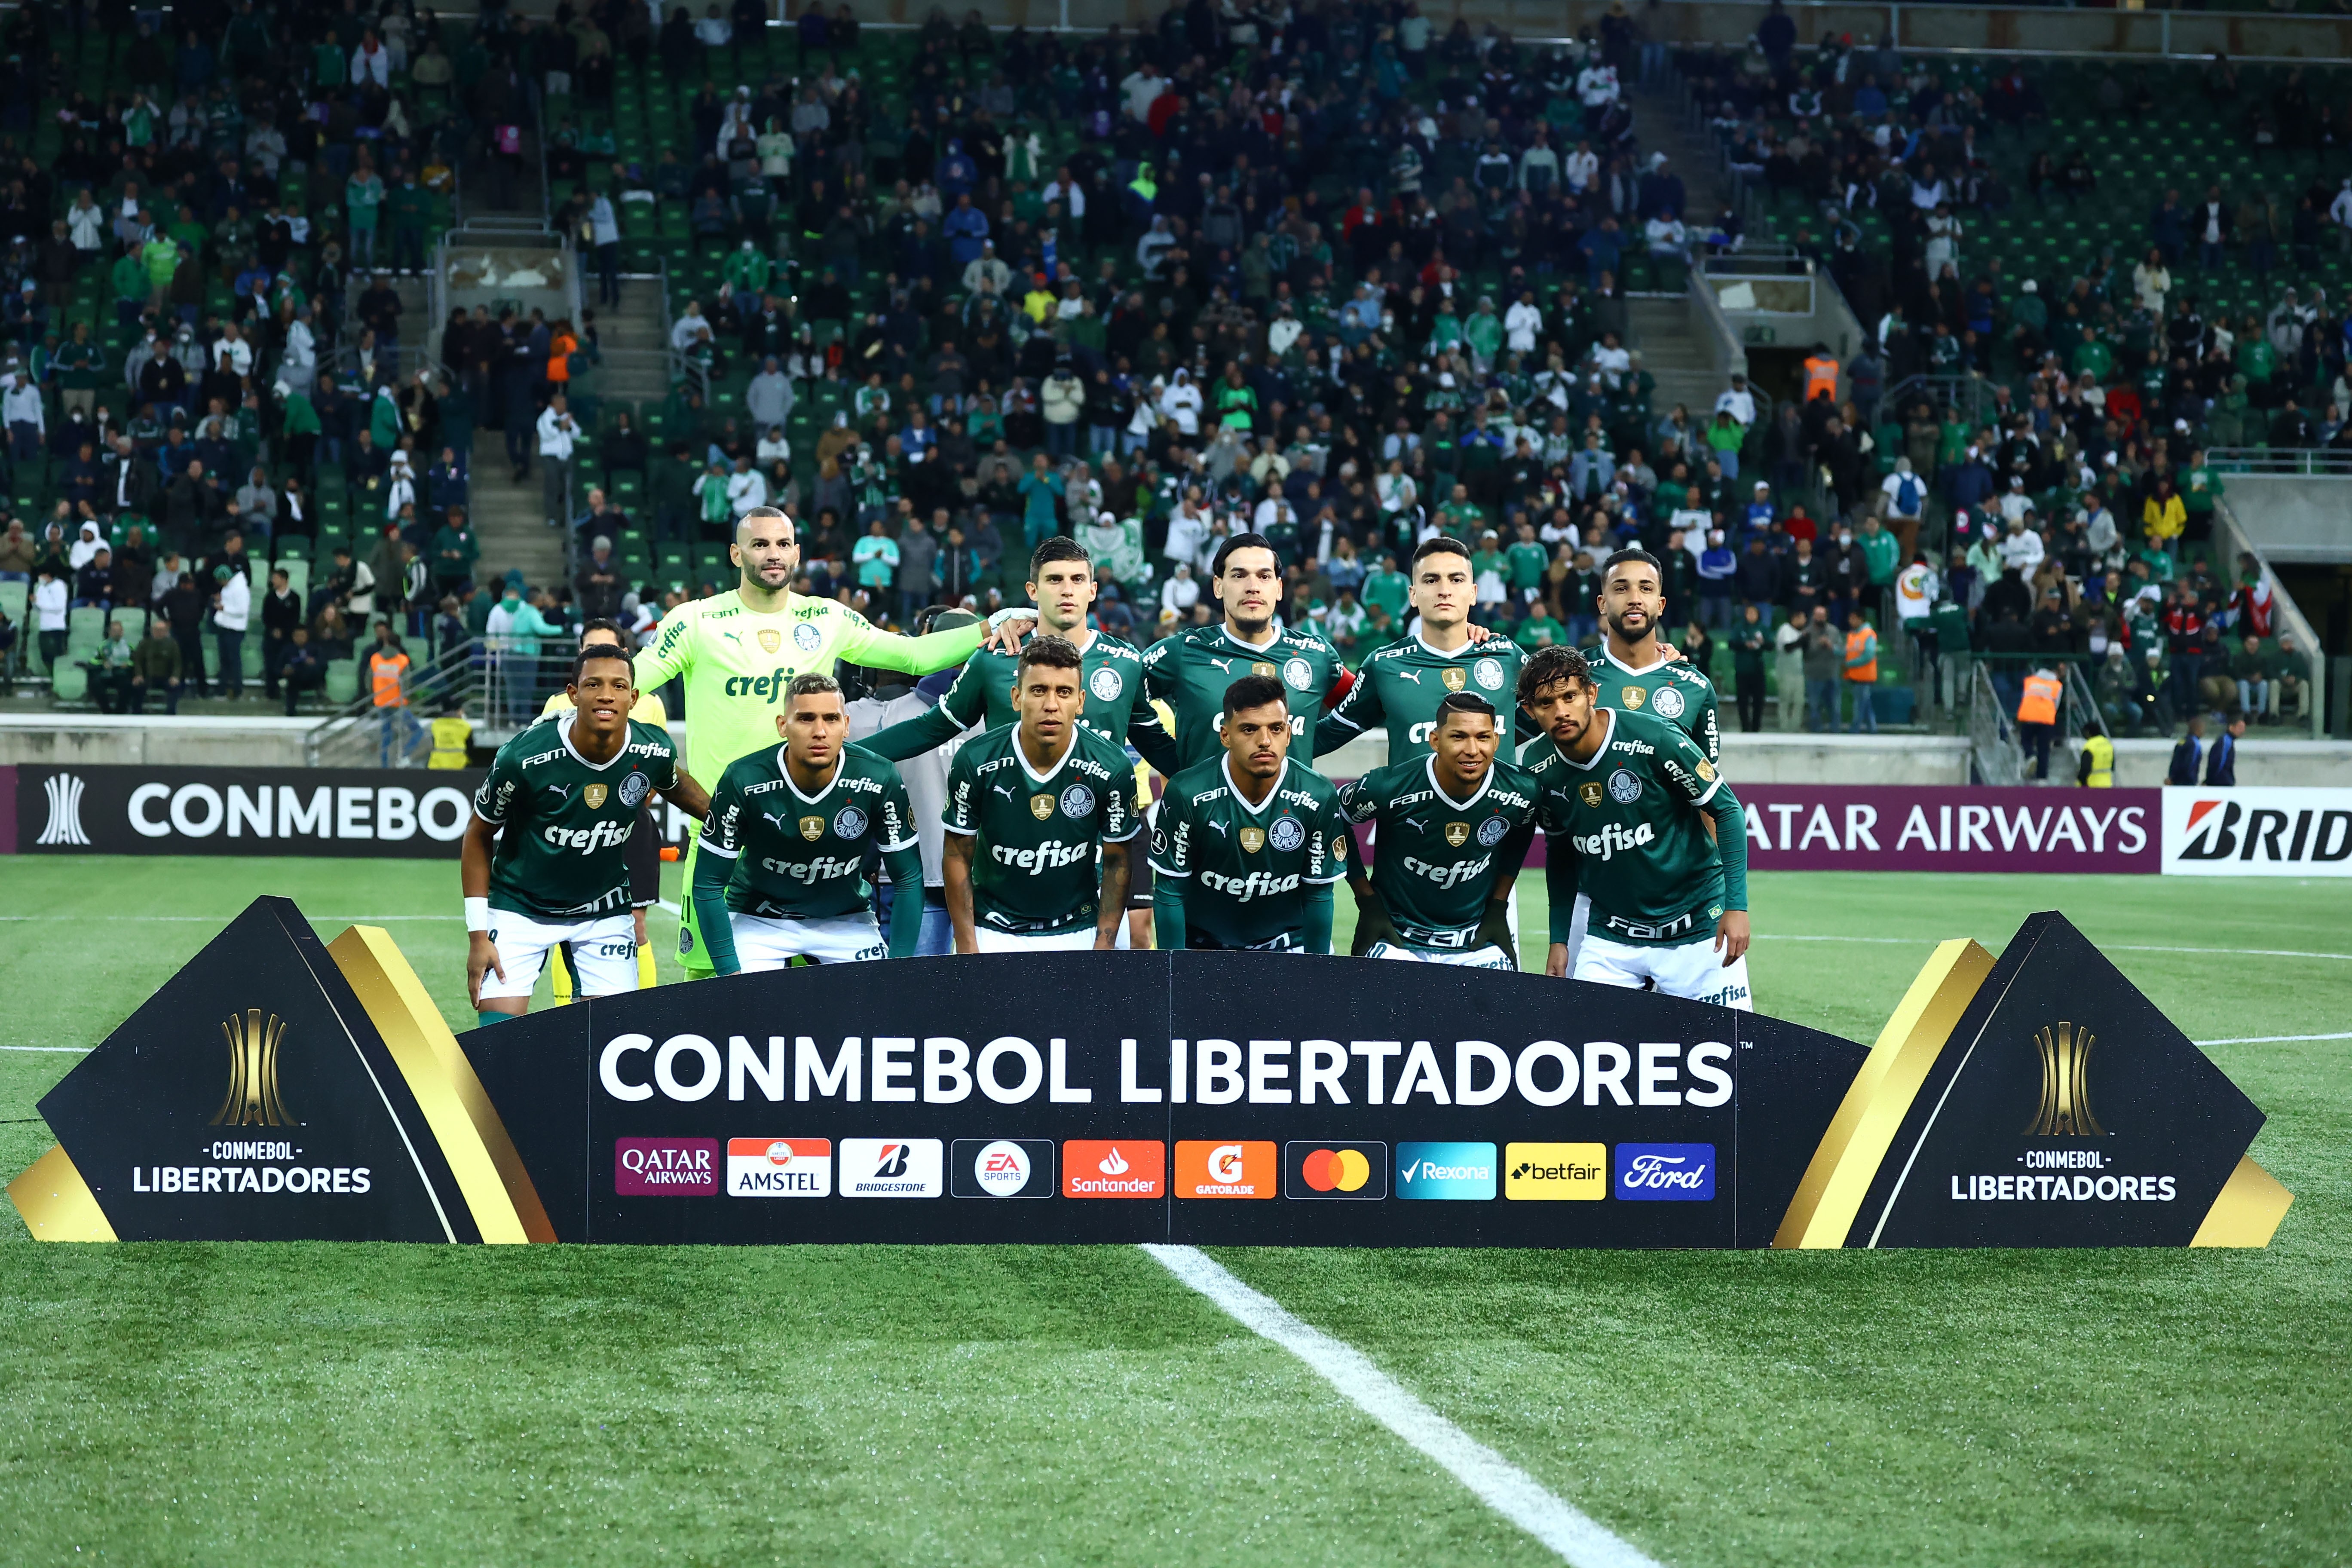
top-left (1, 860), bottom-right (2346, 1566)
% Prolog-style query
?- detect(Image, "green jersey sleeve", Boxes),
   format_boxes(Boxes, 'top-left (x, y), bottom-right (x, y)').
top-left (1097, 751), bottom-right (1140, 843)
top-left (861, 660), bottom-right (987, 760)
top-left (941, 745), bottom-right (982, 836)
top-left (1309, 788), bottom-right (1354, 885)
top-left (472, 739), bottom-right (526, 825)
top-left (1312, 662), bottom-right (1385, 754)
top-left (1148, 784), bottom-right (1191, 878)
top-left (875, 765), bottom-right (919, 854)
top-left (698, 765), bottom-right (747, 860)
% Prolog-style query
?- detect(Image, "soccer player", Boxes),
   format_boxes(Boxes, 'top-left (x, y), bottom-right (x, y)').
top-left (1142, 532), bottom-right (1351, 769)
top-left (1580, 546), bottom-right (1721, 761)
top-left (942, 636), bottom-right (1140, 952)
top-left (541, 618), bottom-right (669, 995)
top-left (860, 537), bottom-right (1178, 770)
top-left (1517, 646), bottom-right (1753, 1009)
top-left (464, 643), bottom-right (710, 1024)
top-left (1151, 673), bottom-right (1351, 952)
top-left (1335, 692), bottom-right (1543, 968)
top-left (692, 673), bottom-right (922, 971)
top-left (1315, 536), bottom-right (1530, 763)
top-left (631, 506), bottom-right (1034, 976)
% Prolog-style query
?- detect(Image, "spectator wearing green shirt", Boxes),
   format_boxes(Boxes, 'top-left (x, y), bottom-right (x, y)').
top-left (111, 249), bottom-right (149, 326)
top-left (1462, 297), bottom-right (1504, 371)
top-left (852, 518), bottom-right (900, 591)
top-left (1212, 365), bottom-right (1258, 432)
top-left (1856, 514), bottom-right (1900, 623)
top-left (1017, 452), bottom-right (1064, 550)
top-left (2181, 448), bottom-right (2223, 529)
top-left (1514, 609), bottom-right (1568, 650)
top-left (1362, 553), bottom-right (1410, 623)
top-left (1468, 531), bottom-right (1509, 625)
top-left (386, 174), bottom-right (432, 277)
top-left (1504, 521), bottom-right (1549, 611)
top-left (140, 232), bottom-right (180, 312)
top-left (1436, 481), bottom-right (1485, 539)
top-left (346, 162), bottom-right (386, 269)
top-left (54, 321), bottom-right (104, 418)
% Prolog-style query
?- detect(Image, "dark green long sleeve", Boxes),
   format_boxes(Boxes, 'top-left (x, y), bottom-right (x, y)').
top-left (1152, 877), bottom-right (1188, 949)
top-left (1709, 784), bottom-right (1749, 912)
top-left (1302, 881), bottom-right (1333, 955)
top-left (882, 845), bottom-right (924, 957)
top-left (1546, 839), bottom-right (1580, 944)
top-left (692, 839), bottom-right (742, 975)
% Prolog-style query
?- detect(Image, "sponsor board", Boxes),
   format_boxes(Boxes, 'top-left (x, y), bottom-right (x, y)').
top-left (616, 1137), bottom-right (720, 1196)
top-left (2162, 787), bottom-right (2352, 876)
top-left (1613, 1143), bottom-right (1717, 1201)
top-left (9, 765), bottom-right (485, 858)
top-left (1395, 1142), bottom-right (1498, 1201)
top-left (950, 1137), bottom-right (1056, 1198)
top-left (726, 1137), bottom-right (831, 1197)
top-left (1283, 1142), bottom-right (1389, 1200)
top-left (1737, 785), bottom-right (2160, 874)
top-left (837, 1138), bottom-right (943, 1197)
top-left (1174, 1139), bottom-right (1277, 1199)
top-left (1504, 1142), bottom-right (1609, 1200)
top-left (1062, 1139), bottom-right (1166, 1198)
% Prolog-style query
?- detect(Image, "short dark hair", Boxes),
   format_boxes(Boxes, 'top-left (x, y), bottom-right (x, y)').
top-left (1517, 645), bottom-right (1594, 703)
top-left (1028, 535), bottom-right (1092, 579)
top-left (786, 671), bottom-right (842, 703)
top-left (1017, 633), bottom-right (1084, 675)
top-left (1212, 530), bottom-right (1280, 579)
top-left (1410, 536), bottom-right (1471, 570)
top-left (571, 643), bottom-right (634, 685)
top-left (1220, 672), bottom-right (1289, 719)
top-left (578, 616), bottom-right (629, 647)
top-left (1433, 692), bottom-right (1498, 728)
top-left (1601, 547), bottom-right (1662, 581)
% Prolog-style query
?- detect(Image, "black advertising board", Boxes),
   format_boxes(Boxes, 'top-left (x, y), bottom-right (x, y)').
top-left (10, 901), bottom-right (2294, 1251)
top-left (12, 765), bottom-right (484, 858)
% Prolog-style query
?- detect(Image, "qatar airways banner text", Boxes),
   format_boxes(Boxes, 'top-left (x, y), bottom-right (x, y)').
top-left (1738, 786), bottom-right (2161, 874)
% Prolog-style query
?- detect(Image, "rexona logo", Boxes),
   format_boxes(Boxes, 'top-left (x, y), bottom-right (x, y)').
top-left (726, 1137), bottom-right (832, 1197)
top-left (838, 1138), bottom-right (943, 1197)
top-left (1061, 1139), bottom-right (1166, 1198)
top-left (1504, 1142), bottom-right (1608, 1200)
top-left (614, 1137), bottom-right (720, 1196)
top-left (1284, 1142), bottom-right (1389, 1200)
top-left (1175, 1140), bottom-right (1277, 1199)
top-left (1614, 1143), bottom-right (1716, 1201)
top-left (1395, 1141), bottom-right (1497, 1200)
top-left (950, 1138), bottom-right (1056, 1198)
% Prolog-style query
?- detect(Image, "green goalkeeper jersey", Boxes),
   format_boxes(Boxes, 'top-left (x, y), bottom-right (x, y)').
top-left (631, 590), bottom-right (989, 792)
top-left (1149, 756), bottom-right (1351, 949)
top-left (1314, 632), bottom-right (1530, 762)
top-left (698, 743), bottom-right (917, 920)
top-left (1524, 707), bottom-right (1744, 946)
top-left (1578, 643), bottom-right (1721, 763)
top-left (1142, 620), bottom-right (1344, 769)
top-left (1335, 753), bottom-right (1541, 946)
top-left (473, 716), bottom-right (681, 921)
top-left (861, 628), bottom-right (1178, 772)
top-left (943, 723), bottom-right (1140, 935)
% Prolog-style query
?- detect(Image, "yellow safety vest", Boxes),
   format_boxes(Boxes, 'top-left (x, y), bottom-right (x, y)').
top-left (2080, 732), bottom-right (2114, 787)
top-left (428, 715), bottom-right (473, 769)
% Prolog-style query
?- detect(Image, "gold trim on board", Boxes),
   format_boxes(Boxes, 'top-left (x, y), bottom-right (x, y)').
top-left (7, 1144), bottom-right (118, 1242)
top-left (1773, 938), bottom-right (1996, 1249)
top-left (329, 926), bottom-right (557, 1243)
top-left (2189, 1156), bottom-right (2294, 1248)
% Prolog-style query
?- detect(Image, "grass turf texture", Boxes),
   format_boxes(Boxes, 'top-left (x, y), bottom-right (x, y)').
top-left (0, 860), bottom-right (2344, 1566)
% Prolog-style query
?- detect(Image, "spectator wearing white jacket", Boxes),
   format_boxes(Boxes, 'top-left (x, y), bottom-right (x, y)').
top-left (1504, 293), bottom-right (1544, 355)
top-left (1160, 562), bottom-right (1200, 619)
top-left (536, 395), bottom-right (579, 529)
top-left (1158, 368), bottom-right (1203, 436)
top-left (212, 565), bottom-right (252, 698)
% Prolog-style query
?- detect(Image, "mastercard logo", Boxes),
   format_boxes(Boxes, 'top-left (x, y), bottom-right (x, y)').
top-left (1300, 1148), bottom-right (1372, 1192)
top-left (1283, 1141), bottom-right (1389, 1200)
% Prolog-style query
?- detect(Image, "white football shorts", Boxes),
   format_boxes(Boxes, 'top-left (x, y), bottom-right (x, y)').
top-left (481, 910), bottom-right (637, 1000)
top-left (1573, 931), bottom-right (1754, 1011)
top-left (731, 911), bottom-right (888, 970)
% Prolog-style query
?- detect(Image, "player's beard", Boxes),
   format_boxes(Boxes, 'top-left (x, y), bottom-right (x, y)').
top-left (1605, 604), bottom-right (1660, 652)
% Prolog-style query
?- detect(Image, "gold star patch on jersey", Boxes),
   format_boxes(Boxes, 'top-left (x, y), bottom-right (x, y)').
top-left (758, 628), bottom-right (783, 654)
top-left (1444, 821), bottom-right (1470, 847)
top-left (1579, 781), bottom-right (1605, 808)
top-left (799, 816), bottom-right (824, 841)
top-left (1240, 826), bottom-right (1266, 854)
top-left (1442, 665), bottom-right (1467, 691)
top-left (1621, 686), bottom-right (1646, 710)
top-left (1252, 661), bottom-right (1277, 679)
top-left (1030, 794), bottom-right (1056, 821)
top-left (584, 783), bottom-right (609, 809)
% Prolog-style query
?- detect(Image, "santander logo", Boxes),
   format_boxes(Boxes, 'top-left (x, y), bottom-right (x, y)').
top-left (1063, 1139), bottom-right (1164, 1197)
top-left (1099, 1146), bottom-right (1130, 1176)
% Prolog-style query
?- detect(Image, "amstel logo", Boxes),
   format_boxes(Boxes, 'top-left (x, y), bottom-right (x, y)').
top-left (2025, 1022), bottom-right (2106, 1138)
top-left (211, 1009), bottom-right (296, 1128)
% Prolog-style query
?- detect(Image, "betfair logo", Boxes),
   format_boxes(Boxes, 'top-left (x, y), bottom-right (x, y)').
top-left (211, 1009), bottom-right (295, 1127)
top-left (2026, 1022), bottom-right (2106, 1138)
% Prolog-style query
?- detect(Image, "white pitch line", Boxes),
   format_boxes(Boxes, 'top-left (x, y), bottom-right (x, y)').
top-left (1141, 1243), bottom-right (1664, 1568)
top-left (0, 1045), bottom-right (88, 1054)
top-left (0, 915), bottom-right (455, 922)
top-left (2198, 1031), bottom-right (2352, 1045)
top-left (1752, 934), bottom-right (2352, 962)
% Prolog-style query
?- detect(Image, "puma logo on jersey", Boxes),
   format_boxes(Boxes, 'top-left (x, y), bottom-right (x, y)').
top-left (1207, 656), bottom-right (1235, 673)
top-left (992, 784), bottom-right (1015, 799)
top-left (1204, 818), bottom-right (1229, 837)
top-left (1394, 669), bottom-right (1423, 684)
top-left (1402, 816), bottom-right (1427, 832)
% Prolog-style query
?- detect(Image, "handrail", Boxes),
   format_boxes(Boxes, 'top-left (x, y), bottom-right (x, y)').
top-left (2212, 494), bottom-right (2329, 740)
top-left (1968, 661), bottom-right (2024, 786)
top-left (303, 633), bottom-right (486, 767)
top-left (2204, 447), bottom-right (2352, 477)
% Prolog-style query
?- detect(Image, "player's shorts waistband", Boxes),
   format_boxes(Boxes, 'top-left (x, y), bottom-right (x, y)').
top-left (1587, 905), bottom-right (1721, 947)
top-left (1393, 919), bottom-right (1483, 950)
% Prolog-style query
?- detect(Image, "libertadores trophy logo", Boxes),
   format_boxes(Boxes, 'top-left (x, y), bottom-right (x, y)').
top-left (2024, 1022), bottom-right (2104, 1138)
top-left (211, 1009), bottom-right (297, 1128)
top-left (37, 771), bottom-right (91, 847)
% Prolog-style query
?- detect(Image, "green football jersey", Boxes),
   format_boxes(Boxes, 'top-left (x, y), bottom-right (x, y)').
top-left (474, 716), bottom-right (681, 921)
top-left (1524, 707), bottom-right (1737, 946)
top-left (1148, 756), bottom-right (1351, 949)
top-left (699, 743), bottom-right (917, 920)
top-left (942, 723), bottom-right (1140, 935)
top-left (861, 628), bottom-right (1178, 772)
top-left (1335, 754), bottom-right (1541, 946)
top-left (1579, 644), bottom-right (1721, 763)
top-left (1141, 621), bottom-right (1344, 769)
top-left (1313, 632), bottom-right (1529, 762)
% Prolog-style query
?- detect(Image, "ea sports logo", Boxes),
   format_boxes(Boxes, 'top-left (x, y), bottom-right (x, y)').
top-left (974, 1139), bottom-right (1032, 1196)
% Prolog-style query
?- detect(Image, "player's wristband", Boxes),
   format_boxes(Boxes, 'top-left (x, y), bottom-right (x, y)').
top-left (464, 897), bottom-right (490, 933)
top-left (986, 606), bottom-right (1034, 630)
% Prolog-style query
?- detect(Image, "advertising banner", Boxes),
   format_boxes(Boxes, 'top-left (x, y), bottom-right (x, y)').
top-left (9, 899), bottom-right (2293, 1252)
top-left (1737, 786), bottom-right (2161, 874)
top-left (11, 765), bottom-right (484, 858)
top-left (2162, 787), bottom-right (2352, 877)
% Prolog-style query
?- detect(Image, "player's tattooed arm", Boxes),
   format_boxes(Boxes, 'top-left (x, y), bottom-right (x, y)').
top-left (943, 832), bottom-right (980, 954)
top-left (1094, 840), bottom-right (1131, 949)
top-left (659, 769), bottom-right (712, 820)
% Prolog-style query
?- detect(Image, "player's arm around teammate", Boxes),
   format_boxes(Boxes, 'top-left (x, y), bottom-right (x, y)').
top-left (464, 645), bottom-right (711, 1023)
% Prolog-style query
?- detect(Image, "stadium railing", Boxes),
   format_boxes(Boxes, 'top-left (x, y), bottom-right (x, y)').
top-left (1968, 662), bottom-right (2027, 786)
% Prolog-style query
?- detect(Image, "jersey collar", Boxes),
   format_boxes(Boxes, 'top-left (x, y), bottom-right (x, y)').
top-left (1218, 622), bottom-right (1283, 655)
top-left (1422, 751), bottom-right (1496, 810)
top-left (1593, 642), bottom-right (1673, 677)
top-left (1221, 754), bottom-right (1287, 817)
top-left (780, 747), bottom-right (846, 805)
top-left (1413, 630), bottom-right (1481, 659)
top-left (1014, 727), bottom-right (1080, 788)
top-left (557, 712), bottom-right (627, 772)
top-left (1556, 708), bottom-right (1617, 772)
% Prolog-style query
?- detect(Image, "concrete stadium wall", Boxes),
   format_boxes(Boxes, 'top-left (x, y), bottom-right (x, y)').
top-left (0, 717), bottom-right (317, 769)
top-left (2218, 477), bottom-right (2352, 567)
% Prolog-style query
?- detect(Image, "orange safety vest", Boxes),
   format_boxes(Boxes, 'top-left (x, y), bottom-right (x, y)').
top-left (546, 332), bottom-right (576, 384)
top-left (2018, 672), bottom-right (2060, 726)
top-left (369, 649), bottom-right (410, 708)
top-left (1803, 355), bottom-right (1839, 404)
top-left (1843, 627), bottom-right (1877, 683)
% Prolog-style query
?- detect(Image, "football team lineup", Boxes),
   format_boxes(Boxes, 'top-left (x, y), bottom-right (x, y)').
top-left (466, 513), bottom-right (1753, 1023)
